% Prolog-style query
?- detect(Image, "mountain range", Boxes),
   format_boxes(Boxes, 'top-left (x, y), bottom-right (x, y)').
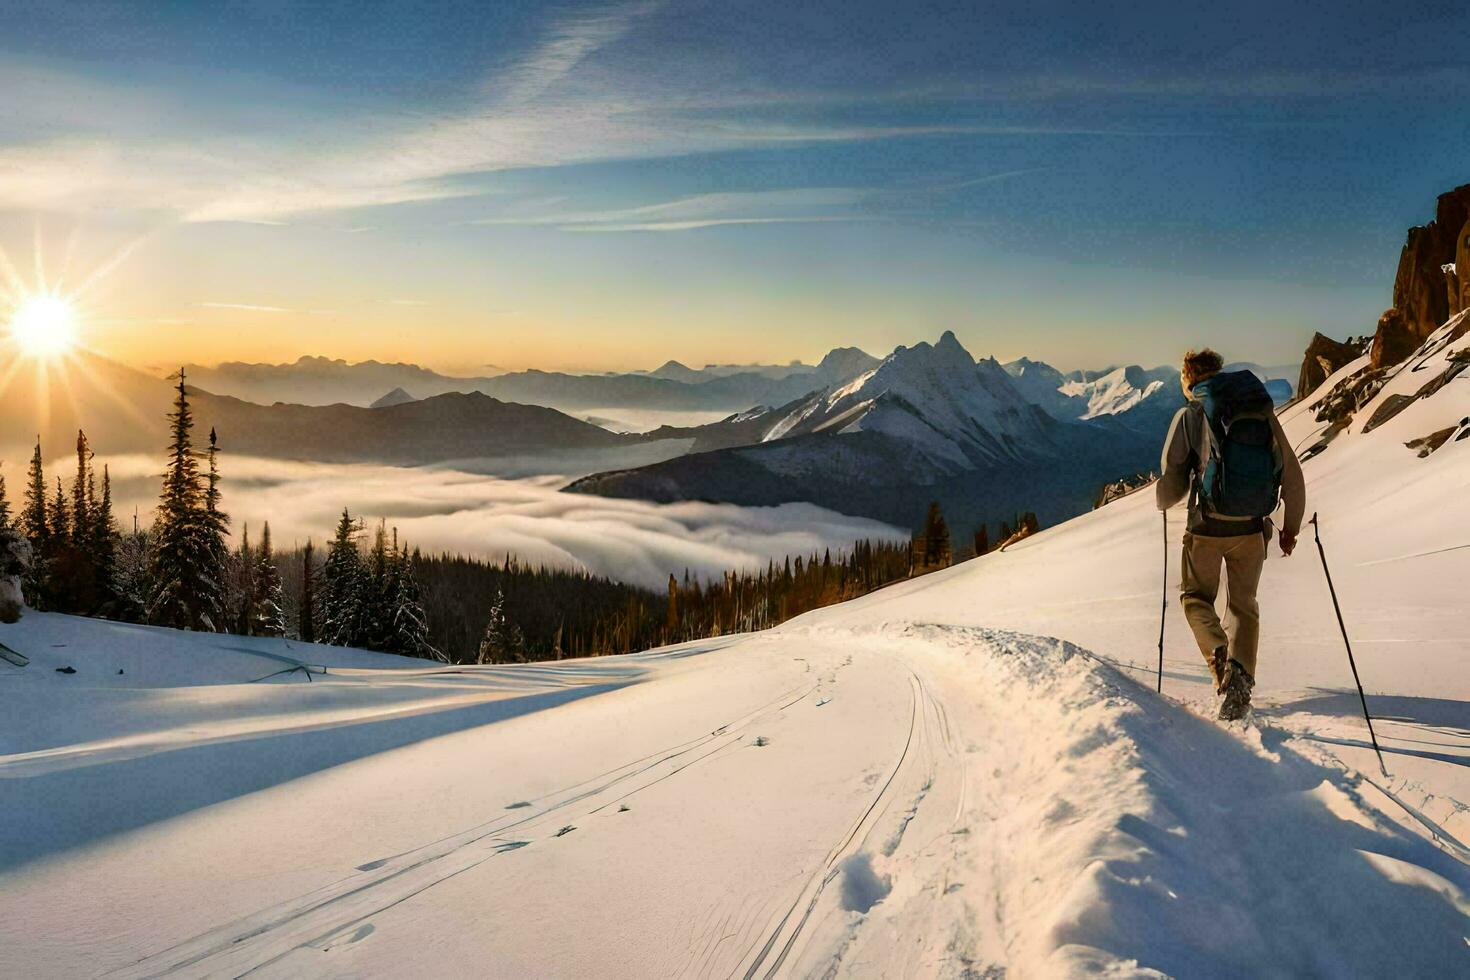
top-left (566, 332), bottom-right (1182, 536)
top-left (5, 338), bottom-right (1289, 540)
top-left (180, 348), bottom-right (883, 418)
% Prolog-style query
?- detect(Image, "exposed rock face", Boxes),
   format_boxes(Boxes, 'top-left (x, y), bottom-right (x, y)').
top-left (1391, 184), bottom-right (1470, 340)
top-left (1369, 308), bottom-right (1418, 371)
top-left (1455, 217), bottom-right (1470, 316)
top-left (1296, 332), bottom-right (1362, 397)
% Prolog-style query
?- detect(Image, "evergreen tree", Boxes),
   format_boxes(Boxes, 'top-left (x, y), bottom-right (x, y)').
top-left (319, 508), bottom-right (368, 647)
top-left (919, 502), bottom-right (951, 569)
top-left (230, 523), bottom-right (256, 634)
top-left (252, 522), bottom-right (286, 637)
top-left (149, 371), bottom-right (224, 631)
top-left (92, 464), bottom-right (118, 602)
top-left (365, 520), bottom-right (394, 649)
top-left (389, 541), bottom-right (440, 661)
top-left (21, 440), bottom-right (47, 544)
top-left (71, 430), bottom-right (93, 546)
top-left (49, 476), bottom-right (70, 541)
top-left (0, 461), bottom-right (10, 531)
top-left (973, 525), bottom-right (990, 557)
top-left (112, 519), bottom-right (152, 623)
top-left (299, 538), bottom-right (317, 643)
top-left (477, 587), bottom-right (525, 664)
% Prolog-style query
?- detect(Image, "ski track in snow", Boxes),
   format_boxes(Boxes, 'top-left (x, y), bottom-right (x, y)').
top-left (3, 619), bottom-right (1467, 977)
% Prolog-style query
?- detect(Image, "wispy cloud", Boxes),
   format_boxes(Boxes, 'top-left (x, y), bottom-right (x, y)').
top-left (469, 187), bottom-right (873, 233)
top-left (200, 302), bottom-right (294, 313)
top-left (0, 4), bottom-right (1072, 224)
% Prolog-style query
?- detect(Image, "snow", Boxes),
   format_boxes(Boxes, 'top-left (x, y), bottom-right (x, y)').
top-left (3, 329), bottom-right (1469, 976)
top-left (763, 333), bottom-right (1049, 466)
top-left (1059, 366), bottom-right (1171, 419)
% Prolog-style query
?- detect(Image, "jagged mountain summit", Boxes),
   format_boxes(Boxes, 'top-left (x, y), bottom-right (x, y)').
top-left (757, 332), bottom-right (1053, 471)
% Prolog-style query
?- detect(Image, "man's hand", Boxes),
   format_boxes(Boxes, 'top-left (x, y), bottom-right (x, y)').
top-left (1279, 530), bottom-right (1298, 557)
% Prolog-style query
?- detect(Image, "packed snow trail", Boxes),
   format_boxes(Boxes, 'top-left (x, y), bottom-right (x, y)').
top-left (3, 617), bottom-right (1468, 977)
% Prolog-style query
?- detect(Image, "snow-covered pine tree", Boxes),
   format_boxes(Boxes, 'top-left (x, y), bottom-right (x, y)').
top-left (477, 587), bottom-right (525, 665)
top-left (149, 371), bottom-right (224, 632)
top-left (319, 508), bottom-right (368, 647)
top-left (0, 462), bottom-right (9, 532)
top-left (365, 520), bottom-right (394, 650)
top-left (228, 523), bottom-right (256, 635)
top-left (388, 540), bottom-right (441, 661)
top-left (299, 538), bottom-right (317, 643)
top-left (112, 518), bottom-right (151, 623)
top-left (252, 522), bottom-right (286, 637)
top-left (0, 523), bottom-right (29, 624)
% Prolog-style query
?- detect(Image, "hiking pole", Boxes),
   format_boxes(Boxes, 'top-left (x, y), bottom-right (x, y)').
top-left (1157, 511), bottom-right (1167, 693)
top-left (1309, 513), bottom-right (1388, 777)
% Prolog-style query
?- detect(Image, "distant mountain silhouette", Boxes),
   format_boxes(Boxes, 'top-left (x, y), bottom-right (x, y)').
top-left (370, 387), bottom-right (417, 408)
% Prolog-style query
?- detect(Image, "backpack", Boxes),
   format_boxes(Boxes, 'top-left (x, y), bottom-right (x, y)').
top-left (1192, 371), bottom-right (1281, 519)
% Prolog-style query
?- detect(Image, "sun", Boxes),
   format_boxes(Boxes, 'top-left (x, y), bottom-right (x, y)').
top-left (8, 294), bottom-right (79, 358)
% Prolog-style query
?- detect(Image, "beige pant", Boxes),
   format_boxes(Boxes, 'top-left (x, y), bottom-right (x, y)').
top-left (1180, 531), bottom-right (1265, 678)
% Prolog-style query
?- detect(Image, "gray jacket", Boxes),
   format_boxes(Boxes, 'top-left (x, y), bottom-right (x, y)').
top-left (1155, 399), bottom-right (1305, 538)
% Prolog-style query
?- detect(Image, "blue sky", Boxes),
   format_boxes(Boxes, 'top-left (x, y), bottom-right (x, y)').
top-left (1, 0), bottom-right (1466, 372)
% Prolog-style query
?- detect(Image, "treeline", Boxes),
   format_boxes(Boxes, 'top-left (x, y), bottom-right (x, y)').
top-left (354, 536), bottom-right (916, 665)
top-left (0, 372), bottom-right (439, 659)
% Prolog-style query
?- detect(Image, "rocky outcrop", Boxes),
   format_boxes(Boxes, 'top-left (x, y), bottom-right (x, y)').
top-left (1296, 332), bottom-right (1362, 398)
top-left (1369, 308), bottom-right (1418, 371)
top-left (1454, 217), bottom-right (1470, 316)
top-left (1391, 184), bottom-right (1470, 340)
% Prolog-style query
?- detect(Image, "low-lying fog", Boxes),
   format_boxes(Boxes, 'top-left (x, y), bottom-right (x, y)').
top-left (99, 455), bottom-right (905, 590)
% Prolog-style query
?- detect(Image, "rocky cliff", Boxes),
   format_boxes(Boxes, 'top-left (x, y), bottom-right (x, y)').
top-left (1297, 332), bottom-right (1363, 397)
top-left (1391, 183), bottom-right (1470, 340)
top-left (1297, 183), bottom-right (1469, 395)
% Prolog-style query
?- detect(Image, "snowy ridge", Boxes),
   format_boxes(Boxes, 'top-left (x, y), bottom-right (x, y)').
top-left (760, 331), bottom-right (1052, 468)
top-left (1060, 365), bottom-right (1170, 419)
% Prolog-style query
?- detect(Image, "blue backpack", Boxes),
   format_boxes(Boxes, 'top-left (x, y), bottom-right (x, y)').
top-left (1192, 371), bottom-right (1281, 519)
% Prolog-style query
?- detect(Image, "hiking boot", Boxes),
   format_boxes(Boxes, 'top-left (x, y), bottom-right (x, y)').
top-left (1218, 659), bottom-right (1254, 722)
top-left (1208, 645), bottom-right (1229, 693)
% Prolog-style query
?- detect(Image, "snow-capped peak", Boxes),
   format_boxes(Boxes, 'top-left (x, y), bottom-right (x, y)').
top-left (760, 332), bottom-right (1051, 469)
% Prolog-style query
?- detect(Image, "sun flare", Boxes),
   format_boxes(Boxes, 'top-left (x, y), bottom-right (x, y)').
top-left (8, 294), bottom-right (78, 358)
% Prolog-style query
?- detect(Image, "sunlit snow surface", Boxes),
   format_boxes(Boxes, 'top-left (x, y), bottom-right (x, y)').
top-left (2, 319), bottom-right (1469, 977)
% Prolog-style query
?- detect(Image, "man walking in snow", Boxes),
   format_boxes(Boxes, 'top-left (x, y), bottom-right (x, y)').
top-left (1157, 349), bottom-right (1305, 720)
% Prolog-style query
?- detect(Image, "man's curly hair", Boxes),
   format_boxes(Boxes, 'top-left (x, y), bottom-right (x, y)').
top-left (1182, 348), bottom-right (1224, 389)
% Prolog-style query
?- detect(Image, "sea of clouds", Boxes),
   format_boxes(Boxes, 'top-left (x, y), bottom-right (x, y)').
top-left (100, 455), bottom-right (906, 590)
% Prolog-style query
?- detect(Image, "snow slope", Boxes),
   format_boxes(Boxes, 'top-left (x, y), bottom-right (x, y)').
top-left (2, 322), bottom-right (1468, 977)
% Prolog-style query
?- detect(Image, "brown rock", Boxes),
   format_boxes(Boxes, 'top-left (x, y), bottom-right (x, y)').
top-left (1369, 308), bottom-right (1419, 370)
top-left (1296, 332), bottom-right (1361, 397)
top-left (1391, 184), bottom-right (1470, 340)
top-left (1455, 217), bottom-right (1470, 316)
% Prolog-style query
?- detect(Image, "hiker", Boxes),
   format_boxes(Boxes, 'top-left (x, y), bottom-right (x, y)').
top-left (1156, 349), bottom-right (1305, 720)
